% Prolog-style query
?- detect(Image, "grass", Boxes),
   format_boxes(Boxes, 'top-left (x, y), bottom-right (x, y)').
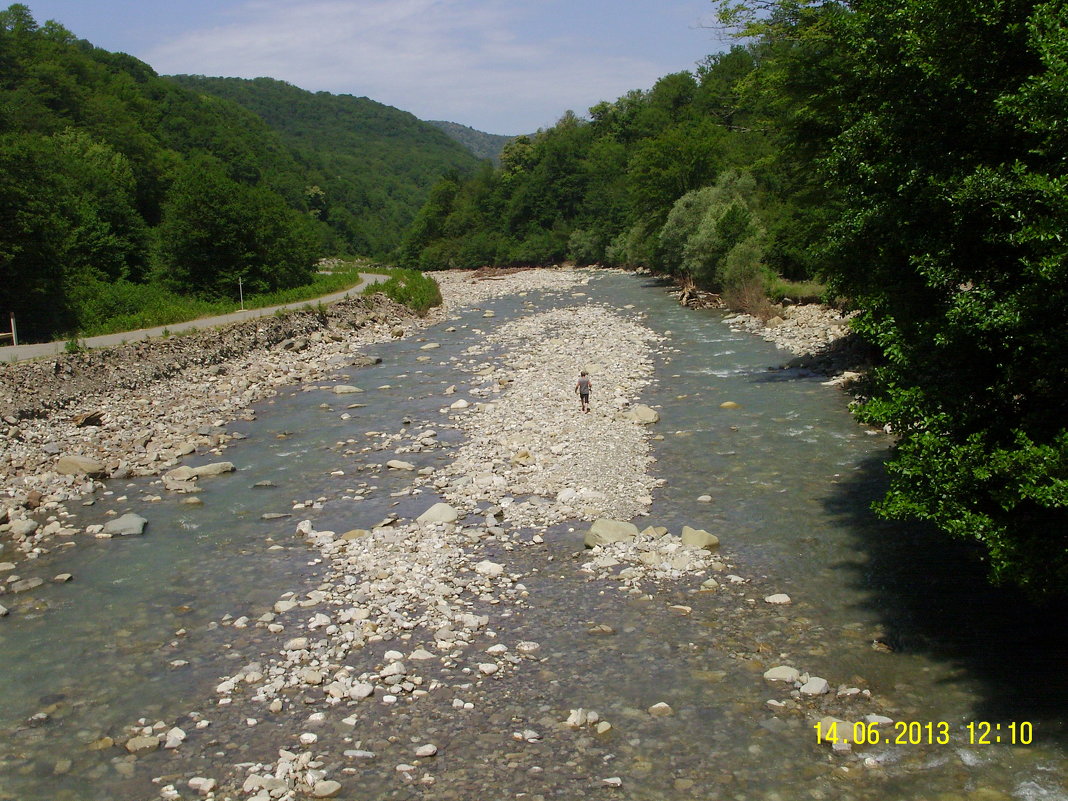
top-left (69, 259), bottom-right (388, 338)
top-left (765, 276), bottom-right (827, 304)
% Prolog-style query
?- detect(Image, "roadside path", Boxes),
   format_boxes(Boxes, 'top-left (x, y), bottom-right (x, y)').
top-left (0, 273), bottom-right (387, 363)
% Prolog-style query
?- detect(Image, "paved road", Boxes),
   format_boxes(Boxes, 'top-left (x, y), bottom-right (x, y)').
top-left (0, 273), bottom-right (388, 363)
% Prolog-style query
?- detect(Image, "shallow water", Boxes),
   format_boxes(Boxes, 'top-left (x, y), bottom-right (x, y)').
top-left (0, 272), bottom-right (1064, 801)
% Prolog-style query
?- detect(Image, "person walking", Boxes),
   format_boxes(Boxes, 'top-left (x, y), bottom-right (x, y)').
top-left (575, 371), bottom-right (592, 413)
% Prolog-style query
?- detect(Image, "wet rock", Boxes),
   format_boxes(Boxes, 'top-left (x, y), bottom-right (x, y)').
top-left (103, 513), bottom-right (147, 536)
top-left (164, 727), bottom-right (186, 749)
top-left (800, 677), bottom-right (830, 695)
top-left (192, 461), bottom-right (235, 478)
top-left (10, 577), bottom-right (43, 593)
top-left (680, 525), bottom-right (719, 550)
top-left (187, 777), bottom-right (216, 796)
top-left (312, 780), bottom-right (342, 797)
top-left (763, 666), bottom-right (800, 683)
top-left (125, 735), bottom-right (160, 754)
top-left (648, 702), bottom-right (674, 717)
top-left (333, 385), bottom-right (362, 394)
top-left (386, 460), bottom-right (416, 470)
top-left (764, 593), bottom-right (792, 605)
top-left (584, 519), bottom-right (639, 548)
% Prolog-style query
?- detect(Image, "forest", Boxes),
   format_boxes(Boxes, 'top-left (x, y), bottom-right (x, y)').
top-left (0, 4), bottom-right (481, 342)
top-left (400, 0), bottom-right (1068, 596)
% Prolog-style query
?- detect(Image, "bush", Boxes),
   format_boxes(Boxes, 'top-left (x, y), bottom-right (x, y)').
top-left (365, 268), bottom-right (442, 315)
top-left (720, 236), bottom-right (775, 318)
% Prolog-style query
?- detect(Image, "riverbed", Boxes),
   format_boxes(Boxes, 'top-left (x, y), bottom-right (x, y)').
top-left (0, 269), bottom-right (1063, 801)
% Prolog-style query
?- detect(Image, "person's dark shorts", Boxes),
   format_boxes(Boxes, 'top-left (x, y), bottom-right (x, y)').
top-left (579, 392), bottom-right (590, 403)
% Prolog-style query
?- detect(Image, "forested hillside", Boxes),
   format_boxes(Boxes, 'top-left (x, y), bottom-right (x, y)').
top-left (0, 5), bottom-right (479, 342)
top-left (400, 0), bottom-right (1068, 596)
top-left (167, 76), bottom-right (482, 253)
top-left (396, 46), bottom-right (801, 307)
top-left (427, 120), bottom-right (515, 163)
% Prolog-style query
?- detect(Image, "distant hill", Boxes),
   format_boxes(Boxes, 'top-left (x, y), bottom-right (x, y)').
top-left (427, 121), bottom-right (516, 163)
top-left (168, 76), bottom-right (483, 254)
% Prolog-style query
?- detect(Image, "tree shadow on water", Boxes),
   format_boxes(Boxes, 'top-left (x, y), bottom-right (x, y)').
top-left (824, 452), bottom-right (1068, 742)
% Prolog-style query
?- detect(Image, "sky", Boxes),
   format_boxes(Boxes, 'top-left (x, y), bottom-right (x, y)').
top-left (20, 0), bottom-right (726, 135)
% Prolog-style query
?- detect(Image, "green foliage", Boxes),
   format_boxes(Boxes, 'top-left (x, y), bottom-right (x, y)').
top-left (154, 158), bottom-right (318, 299)
top-left (656, 170), bottom-right (768, 289)
top-left (65, 261), bottom-right (374, 337)
top-left (167, 76), bottom-right (483, 256)
top-left (426, 120), bottom-right (515, 163)
top-left (764, 276), bottom-right (826, 303)
top-left (365, 268), bottom-right (442, 316)
top-left (0, 8), bottom-right (481, 342)
top-left (731, 0), bottom-right (1068, 594)
top-left (398, 51), bottom-right (778, 273)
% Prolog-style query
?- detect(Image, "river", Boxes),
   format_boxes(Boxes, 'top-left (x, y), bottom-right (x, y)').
top-left (0, 270), bottom-right (1063, 800)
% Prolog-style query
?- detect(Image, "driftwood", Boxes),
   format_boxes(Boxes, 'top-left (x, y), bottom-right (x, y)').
top-left (71, 410), bottom-right (105, 427)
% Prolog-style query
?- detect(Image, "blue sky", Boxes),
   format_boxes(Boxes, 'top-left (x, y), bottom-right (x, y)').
top-left (22, 0), bottom-right (725, 134)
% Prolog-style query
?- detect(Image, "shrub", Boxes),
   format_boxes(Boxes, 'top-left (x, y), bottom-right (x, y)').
top-left (365, 268), bottom-right (442, 315)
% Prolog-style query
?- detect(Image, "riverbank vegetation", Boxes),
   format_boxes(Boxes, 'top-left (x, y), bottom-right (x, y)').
top-left (69, 260), bottom-right (385, 337)
top-left (398, 0), bottom-right (1068, 595)
top-left (0, 5), bottom-right (479, 342)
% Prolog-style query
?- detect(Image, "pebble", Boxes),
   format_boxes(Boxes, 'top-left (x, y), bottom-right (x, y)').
top-left (187, 777), bottom-right (216, 796)
top-left (648, 702), bottom-right (674, 717)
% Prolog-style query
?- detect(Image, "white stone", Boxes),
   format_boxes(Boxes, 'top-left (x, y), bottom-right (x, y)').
top-left (417, 502), bottom-right (459, 524)
top-left (800, 677), bottom-right (831, 695)
top-left (764, 593), bottom-right (792, 605)
top-left (187, 777), bottom-right (216, 796)
top-left (763, 666), bottom-right (800, 683)
top-left (474, 560), bottom-right (505, 578)
top-left (648, 702), bottom-right (674, 717)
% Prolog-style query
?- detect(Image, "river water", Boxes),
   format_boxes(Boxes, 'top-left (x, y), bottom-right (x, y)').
top-left (0, 271), bottom-right (1064, 801)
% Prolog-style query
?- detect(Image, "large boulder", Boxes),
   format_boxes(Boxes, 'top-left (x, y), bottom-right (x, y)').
top-left (103, 513), bottom-right (148, 536)
top-left (680, 525), bottom-right (719, 550)
top-left (55, 455), bottom-right (106, 478)
top-left (192, 462), bottom-right (235, 478)
top-left (584, 519), bottom-right (639, 548)
top-left (8, 518), bottom-right (39, 538)
top-left (417, 503), bottom-right (459, 525)
top-left (164, 466), bottom-right (198, 482)
top-left (623, 405), bottom-right (660, 424)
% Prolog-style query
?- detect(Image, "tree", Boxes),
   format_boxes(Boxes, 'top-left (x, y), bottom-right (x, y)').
top-left (155, 159), bottom-right (318, 299)
top-left (753, 0), bottom-right (1068, 594)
